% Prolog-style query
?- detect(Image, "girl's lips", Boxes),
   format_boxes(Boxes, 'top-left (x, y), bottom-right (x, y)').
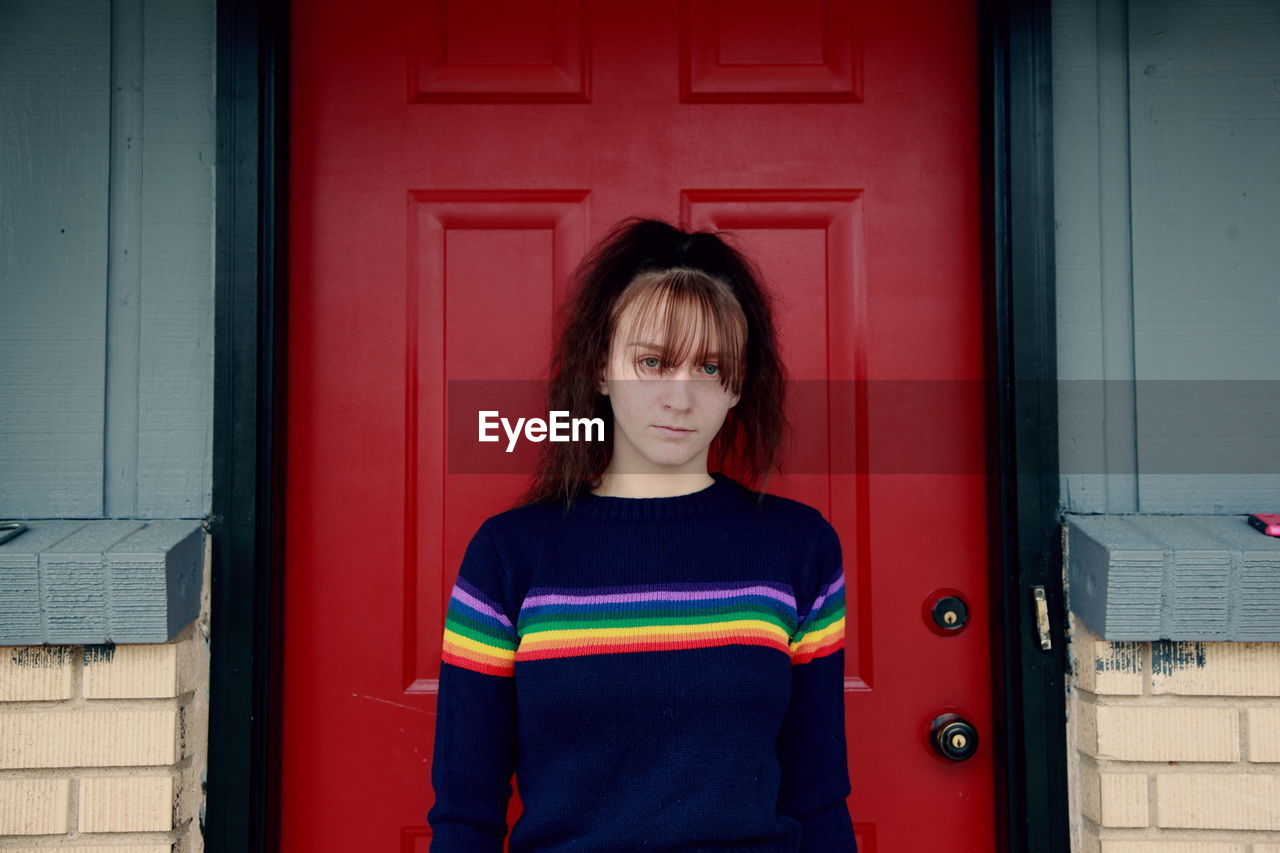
top-left (653, 425), bottom-right (694, 435)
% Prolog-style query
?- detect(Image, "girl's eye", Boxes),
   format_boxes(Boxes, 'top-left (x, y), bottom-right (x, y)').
top-left (636, 357), bottom-right (721, 376)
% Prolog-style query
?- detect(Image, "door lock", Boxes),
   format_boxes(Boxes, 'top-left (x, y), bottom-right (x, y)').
top-left (929, 713), bottom-right (979, 761)
top-left (923, 589), bottom-right (970, 635)
top-left (931, 595), bottom-right (968, 630)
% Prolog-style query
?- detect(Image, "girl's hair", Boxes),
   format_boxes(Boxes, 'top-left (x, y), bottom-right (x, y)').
top-left (513, 217), bottom-right (790, 509)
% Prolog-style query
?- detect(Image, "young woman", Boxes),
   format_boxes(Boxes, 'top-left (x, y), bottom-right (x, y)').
top-left (427, 218), bottom-right (856, 853)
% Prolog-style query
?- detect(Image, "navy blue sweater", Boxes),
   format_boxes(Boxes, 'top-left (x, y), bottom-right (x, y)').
top-left (426, 472), bottom-right (857, 853)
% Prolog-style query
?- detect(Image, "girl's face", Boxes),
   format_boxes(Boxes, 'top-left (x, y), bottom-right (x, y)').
top-left (596, 294), bottom-right (741, 477)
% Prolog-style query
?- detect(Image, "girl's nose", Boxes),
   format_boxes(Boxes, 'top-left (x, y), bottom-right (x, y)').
top-left (662, 373), bottom-right (695, 408)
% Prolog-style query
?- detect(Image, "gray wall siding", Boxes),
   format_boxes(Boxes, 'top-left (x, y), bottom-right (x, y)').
top-left (134, 0), bottom-right (215, 517)
top-left (0, 0), bottom-right (111, 517)
top-left (0, 0), bottom-right (215, 519)
top-left (1052, 0), bottom-right (1280, 514)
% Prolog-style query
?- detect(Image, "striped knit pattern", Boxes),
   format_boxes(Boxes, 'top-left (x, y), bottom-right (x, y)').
top-left (515, 581), bottom-right (795, 661)
top-left (441, 576), bottom-right (518, 677)
top-left (788, 567), bottom-right (847, 665)
top-left (443, 574), bottom-right (847, 675)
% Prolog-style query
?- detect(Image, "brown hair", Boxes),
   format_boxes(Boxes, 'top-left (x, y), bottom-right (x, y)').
top-left (607, 267), bottom-right (748, 395)
top-left (512, 217), bottom-right (790, 510)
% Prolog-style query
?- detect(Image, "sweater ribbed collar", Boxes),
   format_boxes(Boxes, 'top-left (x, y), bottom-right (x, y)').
top-left (571, 471), bottom-right (747, 521)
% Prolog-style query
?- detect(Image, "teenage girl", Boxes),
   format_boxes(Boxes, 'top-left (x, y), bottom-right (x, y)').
top-left (427, 217), bottom-right (857, 853)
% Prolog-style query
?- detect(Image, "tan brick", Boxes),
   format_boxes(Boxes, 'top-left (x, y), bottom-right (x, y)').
top-left (83, 642), bottom-right (179, 699)
top-left (1156, 773), bottom-right (1280, 830)
top-left (1248, 707), bottom-right (1280, 762)
top-left (0, 646), bottom-right (75, 701)
top-left (1076, 699), bottom-right (1099, 755)
top-left (0, 709), bottom-right (178, 769)
top-left (1077, 821), bottom-right (1101, 853)
top-left (180, 689), bottom-right (207, 770)
top-left (1079, 760), bottom-right (1102, 823)
top-left (1089, 705), bottom-right (1238, 762)
top-left (1103, 774), bottom-right (1148, 827)
top-left (175, 622), bottom-right (207, 698)
top-left (0, 778), bottom-right (70, 834)
top-left (1080, 763), bottom-right (1148, 827)
top-left (1071, 615), bottom-right (1143, 695)
top-left (1079, 760), bottom-right (1101, 823)
top-left (79, 774), bottom-right (174, 832)
top-left (173, 825), bottom-right (202, 853)
top-left (1100, 843), bottom-right (1243, 853)
top-left (1150, 641), bottom-right (1280, 696)
top-left (0, 847), bottom-right (172, 853)
top-left (173, 755), bottom-right (202, 827)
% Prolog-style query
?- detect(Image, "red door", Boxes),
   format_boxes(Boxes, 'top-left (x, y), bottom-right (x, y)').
top-left (285, 2), bottom-right (992, 850)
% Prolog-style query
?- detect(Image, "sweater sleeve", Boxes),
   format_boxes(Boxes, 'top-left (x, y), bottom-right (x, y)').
top-left (427, 520), bottom-right (519, 853)
top-left (778, 515), bottom-right (858, 853)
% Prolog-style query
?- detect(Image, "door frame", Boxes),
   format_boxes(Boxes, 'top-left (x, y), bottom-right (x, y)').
top-left (208, 0), bottom-right (1066, 850)
top-left (981, 1), bottom-right (1068, 851)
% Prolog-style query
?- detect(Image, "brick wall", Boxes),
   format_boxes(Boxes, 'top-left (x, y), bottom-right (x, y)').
top-left (1069, 611), bottom-right (1280, 852)
top-left (0, 536), bottom-right (210, 852)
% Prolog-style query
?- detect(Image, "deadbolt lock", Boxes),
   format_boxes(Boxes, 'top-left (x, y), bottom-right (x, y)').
top-left (930, 594), bottom-right (969, 631)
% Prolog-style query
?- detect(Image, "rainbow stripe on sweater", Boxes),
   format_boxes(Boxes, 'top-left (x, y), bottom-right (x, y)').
top-left (515, 581), bottom-right (797, 662)
top-left (440, 576), bottom-right (519, 677)
top-left (789, 570), bottom-right (847, 664)
top-left (442, 575), bottom-right (846, 676)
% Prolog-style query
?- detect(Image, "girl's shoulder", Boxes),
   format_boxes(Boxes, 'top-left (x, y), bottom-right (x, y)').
top-left (734, 481), bottom-right (834, 531)
top-left (477, 499), bottom-right (565, 537)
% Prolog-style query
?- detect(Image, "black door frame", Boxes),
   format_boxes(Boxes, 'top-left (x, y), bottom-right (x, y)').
top-left (209, 1), bottom-right (1066, 850)
top-left (982, 1), bottom-right (1068, 851)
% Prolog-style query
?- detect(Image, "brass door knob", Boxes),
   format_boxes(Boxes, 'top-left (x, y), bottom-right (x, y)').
top-left (930, 713), bottom-right (978, 761)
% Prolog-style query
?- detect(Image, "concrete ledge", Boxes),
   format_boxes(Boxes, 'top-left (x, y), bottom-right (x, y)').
top-left (1066, 513), bottom-right (1280, 641)
top-left (0, 520), bottom-right (203, 645)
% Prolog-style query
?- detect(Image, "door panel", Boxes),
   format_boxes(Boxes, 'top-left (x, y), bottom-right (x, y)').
top-left (286, 1), bottom-right (992, 850)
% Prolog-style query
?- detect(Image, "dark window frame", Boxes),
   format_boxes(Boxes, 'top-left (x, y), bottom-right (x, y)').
top-left (209, 0), bottom-right (1067, 849)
